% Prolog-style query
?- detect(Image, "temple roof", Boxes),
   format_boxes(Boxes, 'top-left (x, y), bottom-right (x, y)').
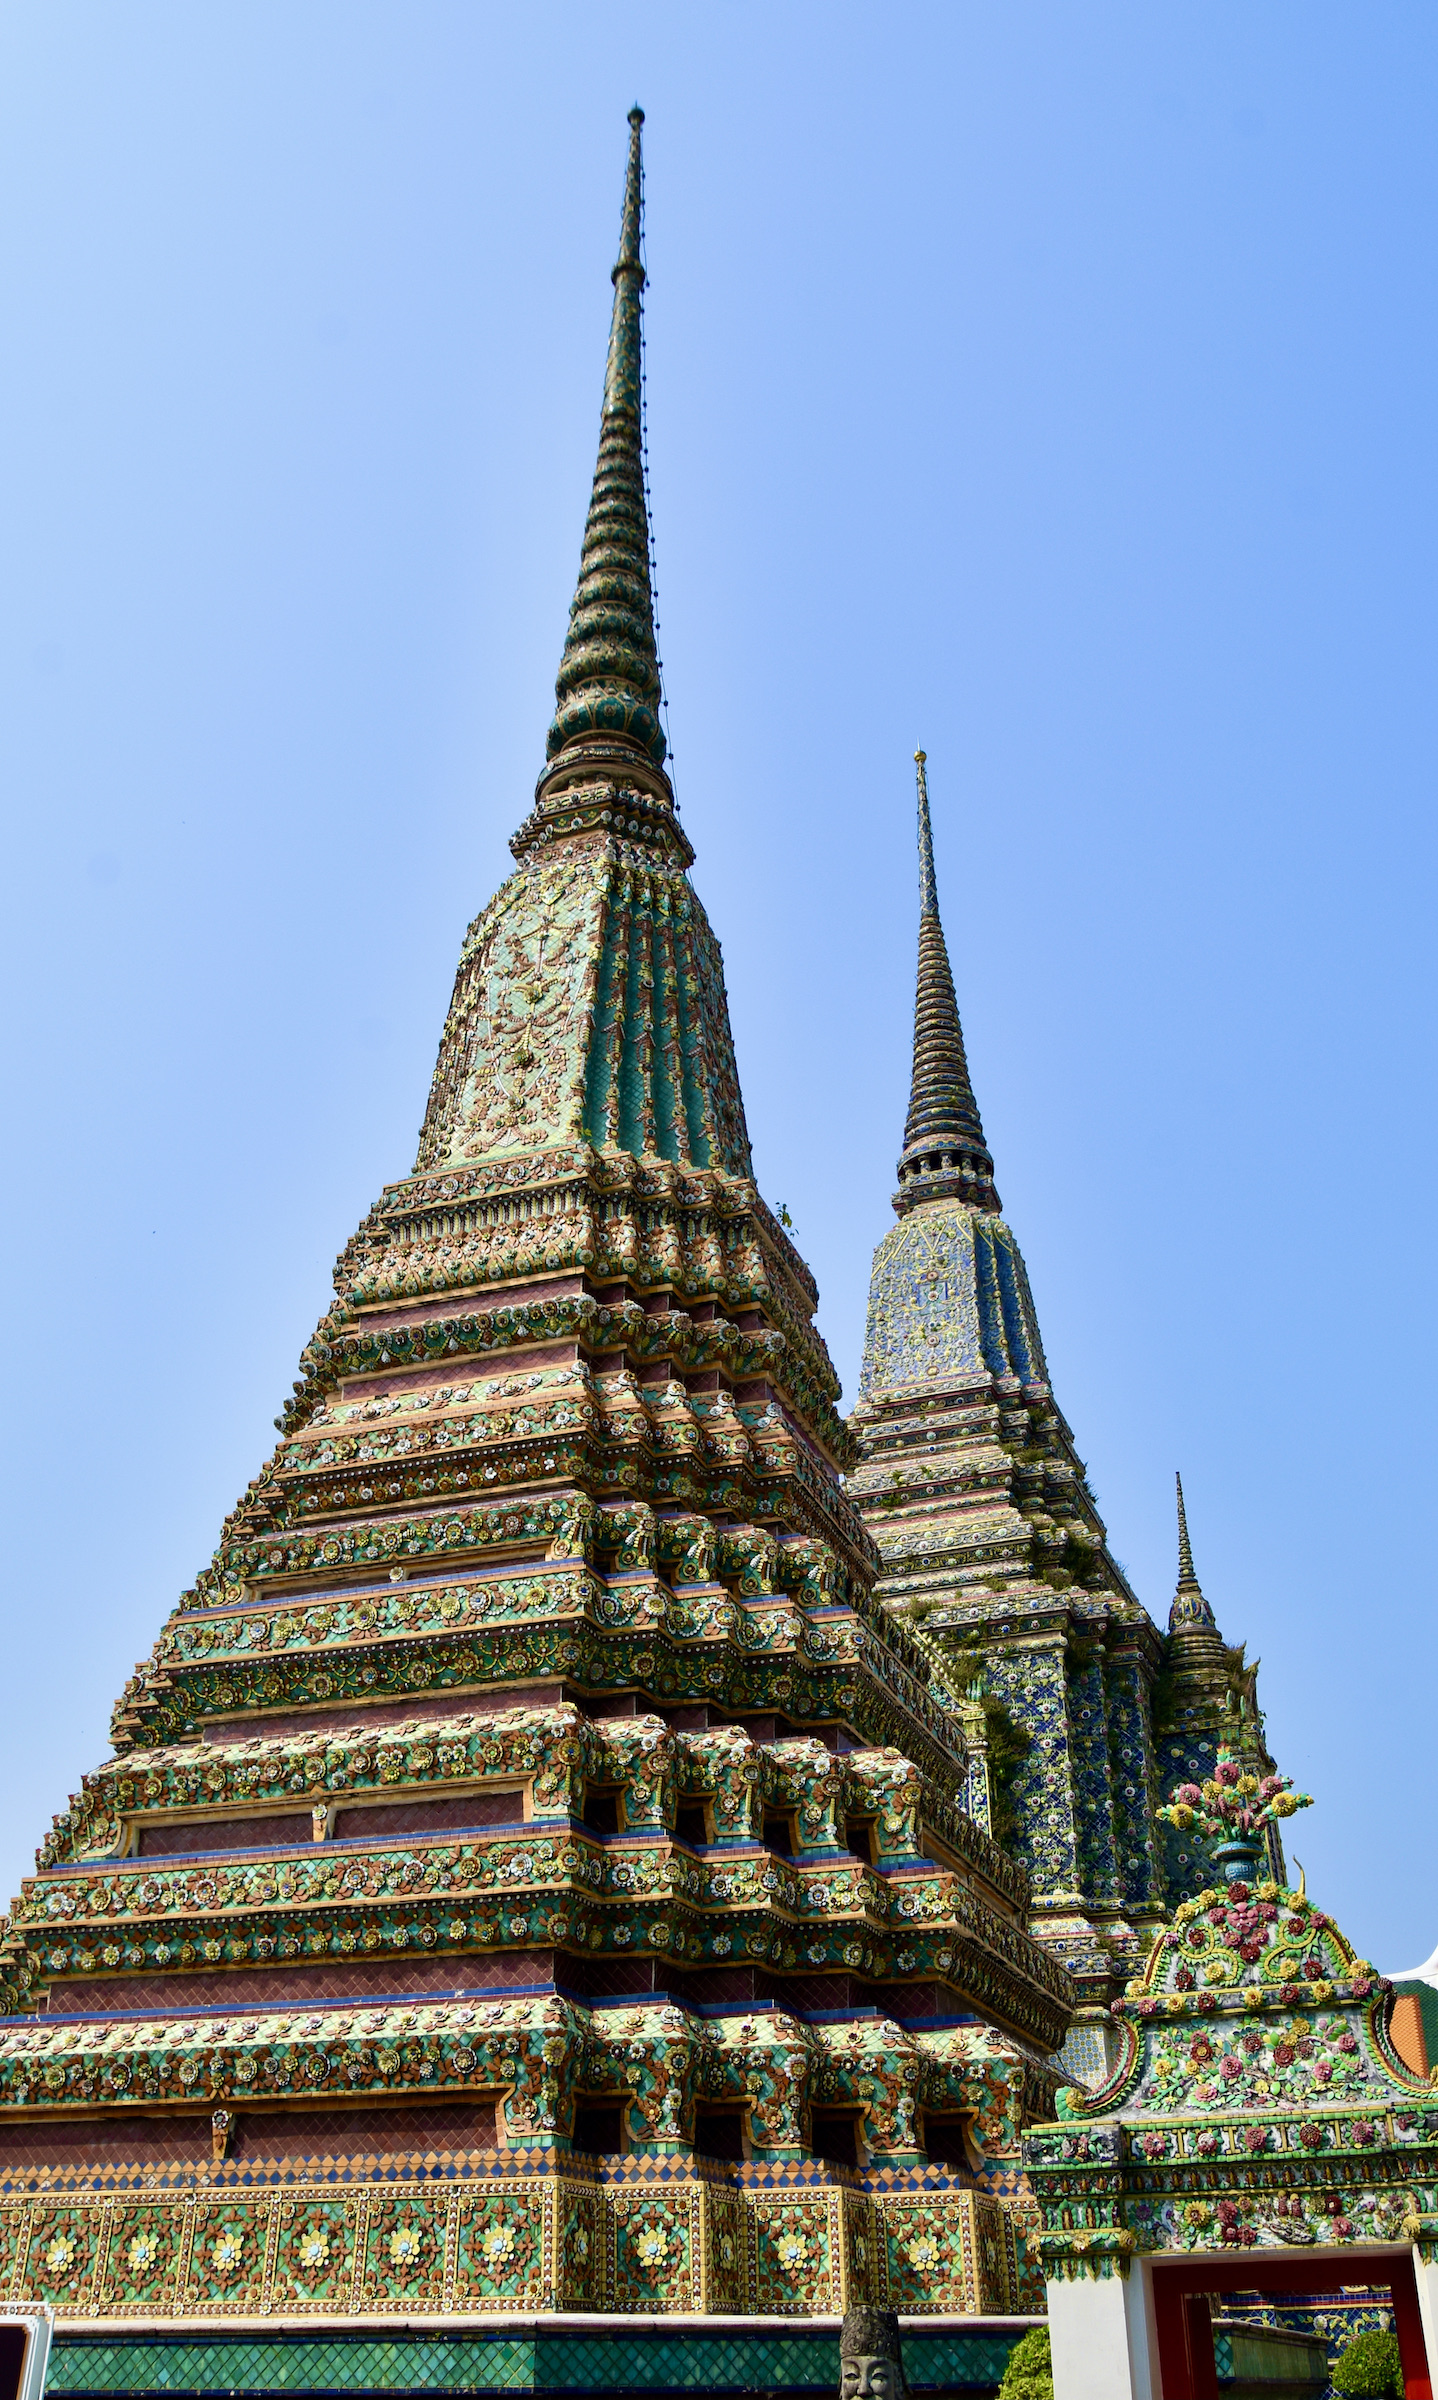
top-left (1028, 1865), bottom-right (1436, 2278)
top-left (895, 753), bottom-right (1000, 1215)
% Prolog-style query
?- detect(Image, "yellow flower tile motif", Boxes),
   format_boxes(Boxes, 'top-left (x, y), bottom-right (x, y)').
top-left (28, 2213), bottom-right (96, 2306)
top-left (611, 2195), bottom-right (690, 2314)
top-left (555, 2188), bottom-right (601, 2312)
top-left (0, 2170), bottom-right (1046, 2325)
top-left (453, 2195), bottom-right (541, 2308)
top-left (272, 2202), bottom-right (354, 2313)
top-left (360, 2193), bottom-right (446, 2311)
top-left (89, 2204), bottom-right (182, 2314)
top-left (752, 2198), bottom-right (831, 2315)
top-left (881, 2191), bottom-right (980, 2314)
top-left (210, 2233), bottom-right (242, 2279)
top-left (180, 2199), bottom-right (268, 2316)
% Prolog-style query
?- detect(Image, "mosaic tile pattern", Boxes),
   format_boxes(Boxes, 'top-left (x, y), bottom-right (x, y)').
top-left (0, 2169), bottom-right (1034, 2322)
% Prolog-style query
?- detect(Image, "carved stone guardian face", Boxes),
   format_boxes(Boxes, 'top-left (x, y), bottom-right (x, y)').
top-left (839, 2309), bottom-right (909, 2400)
top-left (840, 2358), bottom-right (904, 2400)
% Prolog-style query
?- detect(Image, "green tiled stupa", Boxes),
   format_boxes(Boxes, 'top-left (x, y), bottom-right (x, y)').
top-left (0, 110), bottom-right (1072, 2361)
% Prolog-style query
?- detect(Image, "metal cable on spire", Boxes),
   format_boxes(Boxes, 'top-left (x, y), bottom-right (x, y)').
top-left (547, 106), bottom-right (667, 768)
top-left (895, 751), bottom-right (1000, 1213)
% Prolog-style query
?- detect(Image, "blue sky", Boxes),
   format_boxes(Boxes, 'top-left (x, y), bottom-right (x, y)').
top-left (1, 4), bottom-right (1433, 1969)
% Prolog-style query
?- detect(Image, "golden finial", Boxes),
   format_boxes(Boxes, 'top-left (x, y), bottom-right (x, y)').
top-left (914, 747), bottom-right (927, 763)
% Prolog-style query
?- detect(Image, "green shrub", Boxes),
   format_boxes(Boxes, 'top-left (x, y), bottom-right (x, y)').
top-left (1332, 2327), bottom-right (1403, 2398)
top-left (998, 2325), bottom-right (1052, 2400)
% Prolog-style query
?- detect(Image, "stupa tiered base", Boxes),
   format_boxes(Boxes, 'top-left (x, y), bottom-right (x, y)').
top-left (0, 112), bottom-right (1076, 2344)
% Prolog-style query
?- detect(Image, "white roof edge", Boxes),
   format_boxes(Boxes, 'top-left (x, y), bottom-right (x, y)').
top-left (1386, 1938), bottom-right (1438, 1984)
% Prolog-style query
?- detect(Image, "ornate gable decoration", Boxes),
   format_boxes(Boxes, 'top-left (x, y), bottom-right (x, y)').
top-left (1023, 1779), bottom-right (1438, 2276)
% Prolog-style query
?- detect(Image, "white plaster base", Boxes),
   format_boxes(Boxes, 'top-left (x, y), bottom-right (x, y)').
top-left (0, 2304), bottom-right (51, 2400)
top-left (1047, 2267), bottom-right (1159, 2400)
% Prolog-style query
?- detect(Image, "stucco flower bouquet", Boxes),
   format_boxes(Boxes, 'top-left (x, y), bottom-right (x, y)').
top-left (1158, 1747), bottom-right (1312, 1883)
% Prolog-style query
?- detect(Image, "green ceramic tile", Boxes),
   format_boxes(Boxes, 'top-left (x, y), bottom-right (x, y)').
top-left (51, 2325), bottom-right (1027, 2397)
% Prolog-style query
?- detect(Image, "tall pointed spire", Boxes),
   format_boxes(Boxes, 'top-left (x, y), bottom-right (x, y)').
top-left (0, 97), bottom-right (1108, 2349)
top-left (1169, 1471), bottom-right (1219, 1634)
top-left (420, 104), bottom-right (753, 1184)
top-left (546, 106), bottom-right (667, 770)
top-left (895, 751), bottom-right (1000, 1214)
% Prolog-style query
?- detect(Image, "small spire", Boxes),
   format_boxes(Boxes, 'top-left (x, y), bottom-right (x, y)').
top-left (547, 106), bottom-right (667, 770)
top-left (1169, 1471), bottom-right (1219, 1635)
top-left (1176, 1470), bottom-right (1197, 1584)
top-left (895, 752), bottom-right (1000, 1214)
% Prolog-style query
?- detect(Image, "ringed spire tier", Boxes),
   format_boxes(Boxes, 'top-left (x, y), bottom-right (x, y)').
top-left (897, 752), bottom-right (999, 1214)
top-left (1170, 1469), bottom-right (1219, 1637)
top-left (850, 756), bottom-right (1281, 2049)
top-left (0, 114), bottom-right (1074, 2344)
top-left (546, 105), bottom-right (667, 772)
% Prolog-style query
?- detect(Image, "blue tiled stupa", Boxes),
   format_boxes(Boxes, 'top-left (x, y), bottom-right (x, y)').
top-left (849, 760), bottom-right (1284, 2066)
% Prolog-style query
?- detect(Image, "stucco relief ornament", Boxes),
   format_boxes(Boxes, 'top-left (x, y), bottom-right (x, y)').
top-left (1029, 1729), bottom-right (1438, 2287)
top-left (1157, 1746), bottom-right (1311, 1884)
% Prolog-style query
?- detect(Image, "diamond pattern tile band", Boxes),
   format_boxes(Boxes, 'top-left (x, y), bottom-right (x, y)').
top-left (49, 2325), bottom-right (1028, 2395)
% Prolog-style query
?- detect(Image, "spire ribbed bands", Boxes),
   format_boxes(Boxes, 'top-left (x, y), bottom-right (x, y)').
top-left (547, 106), bottom-right (667, 769)
top-left (895, 754), bottom-right (999, 1213)
top-left (1169, 1470), bottom-right (1219, 1635)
